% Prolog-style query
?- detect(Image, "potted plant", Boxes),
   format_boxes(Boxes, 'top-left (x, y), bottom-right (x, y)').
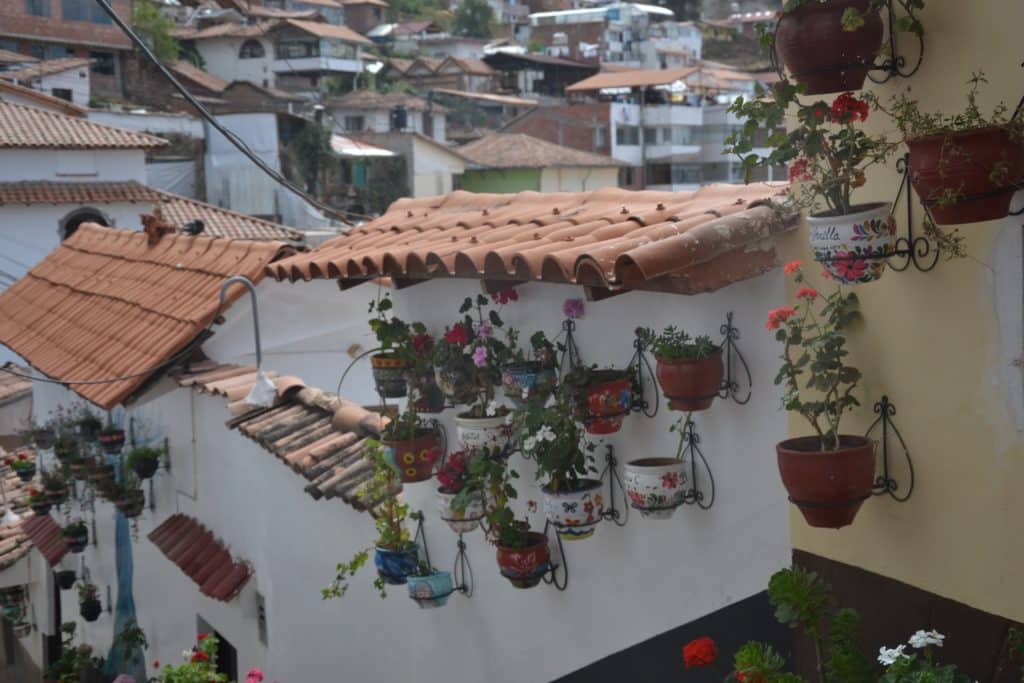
top-left (769, 261), bottom-right (873, 528)
top-left (97, 423), bottom-right (126, 454)
top-left (380, 410), bottom-right (441, 484)
top-left (63, 519), bottom-right (89, 554)
top-left (41, 470), bottom-right (68, 506)
top-left (52, 435), bottom-right (79, 463)
top-left (77, 582), bottom-right (101, 622)
top-left (31, 421), bottom-right (55, 450)
top-left (501, 331), bottom-right (558, 406)
top-left (639, 326), bottom-right (723, 411)
top-left (567, 365), bottom-right (633, 435)
top-left (44, 623), bottom-right (106, 683)
top-left (156, 633), bottom-right (228, 683)
top-left (367, 292), bottom-right (412, 398)
top-left (115, 488), bottom-right (146, 518)
top-left (408, 329), bottom-right (445, 413)
top-left (27, 488), bottom-right (52, 516)
top-left (126, 445), bottom-right (162, 479)
top-left (6, 452), bottom-right (35, 483)
top-left (55, 567), bottom-right (77, 590)
top-left (624, 414), bottom-right (690, 519)
top-left (75, 409), bottom-right (102, 442)
top-left (69, 455), bottom-right (96, 481)
top-left (727, 86), bottom-right (898, 284)
top-left (881, 72), bottom-right (1024, 225)
top-left (88, 461), bottom-right (115, 485)
top-left (435, 449), bottom-right (484, 534)
top-left (406, 562), bottom-right (456, 608)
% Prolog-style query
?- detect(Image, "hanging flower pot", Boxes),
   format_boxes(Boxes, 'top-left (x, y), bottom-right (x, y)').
top-left (407, 570), bottom-right (455, 608)
top-left (46, 487), bottom-right (68, 506)
top-left (577, 370), bottom-right (633, 435)
top-left (382, 429), bottom-right (440, 484)
top-left (0, 588), bottom-right (24, 609)
top-left (374, 544), bottom-right (419, 585)
top-left (97, 428), bottom-right (126, 454)
top-left (2, 603), bottom-right (24, 620)
top-left (776, 435), bottom-right (875, 529)
top-left (371, 353), bottom-right (408, 398)
top-left (29, 496), bottom-right (52, 516)
top-left (541, 479), bottom-right (604, 541)
top-left (10, 458), bottom-right (35, 483)
top-left (32, 427), bottom-right (55, 450)
top-left (654, 349), bottom-right (724, 412)
top-left (63, 522), bottom-right (88, 554)
top-left (412, 369), bottom-right (446, 414)
top-left (88, 463), bottom-right (114, 485)
top-left (907, 127), bottom-right (1024, 225)
top-left (53, 439), bottom-right (79, 463)
top-left (436, 487), bottom-right (483, 534)
top-left (775, 0), bottom-right (883, 95)
top-left (69, 458), bottom-right (95, 482)
top-left (56, 569), bottom-right (76, 590)
top-left (454, 412), bottom-right (509, 455)
top-left (809, 202), bottom-right (895, 284)
top-left (116, 492), bottom-right (145, 519)
top-left (501, 362), bottom-right (557, 405)
top-left (496, 532), bottom-right (551, 589)
top-left (79, 597), bottom-right (102, 622)
top-left (12, 620), bottom-right (31, 638)
top-left (127, 447), bottom-right (162, 480)
top-left (624, 458), bottom-right (688, 519)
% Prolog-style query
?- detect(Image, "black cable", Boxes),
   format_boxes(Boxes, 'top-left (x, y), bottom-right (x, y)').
top-left (92, 0), bottom-right (360, 225)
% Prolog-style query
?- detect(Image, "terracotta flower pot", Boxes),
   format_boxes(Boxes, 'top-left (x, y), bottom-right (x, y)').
top-left (579, 371), bottom-right (633, 435)
top-left (809, 202), bottom-right (896, 285)
top-left (80, 598), bottom-right (102, 622)
top-left (501, 362), bottom-right (557, 405)
top-left (624, 458), bottom-right (687, 519)
top-left (436, 487), bottom-right (483, 534)
top-left (655, 349), bottom-right (724, 412)
top-left (407, 570), bottom-right (455, 608)
top-left (908, 126), bottom-right (1024, 225)
top-left (454, 412), bottom-right (509, 455)
top-left (371, 353), bottom-right (408, 398)
top-left (382, 430), bottom-right (439, 483)
top-left (775, 0), bottom-right (883, 94)
top-left (496, 532), bottom-right (551, 589)
top-left (98, 430), bottom-right (125, 454)
top-left (541, 479), bottom-right (604, 540)
top-left (776, 435), bottom-right (876, 529)
top-left (374, 545), bottom-right (419, 585)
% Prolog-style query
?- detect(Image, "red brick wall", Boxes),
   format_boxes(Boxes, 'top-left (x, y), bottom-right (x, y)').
top-left (0, 0), bottom-right (132, 49)
top-left (504, 102), bottom-right (611, 154)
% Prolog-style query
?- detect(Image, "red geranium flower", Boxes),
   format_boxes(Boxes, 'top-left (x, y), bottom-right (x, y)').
top-left (765, 306), bottom-right (797, 330)
top-left (412, 333), bottom-right (434, 356)
top-left (154, 661), bottom-right (160, 669)
top-left (191, 651), bottom-right (210, 663)
top-left (830, 92), bottom-right (869, 123)
top-left (682, 636), bottom-right (718, 668)
top-left (821, 269), bottom-right (832, 280)
top-left (197, 633), bottom-right (209, 641)
top-left (490, 287), bottom-right (519, 305)
top-left (783, 260), bottom-right (802, 275)
top-left (796, 286), bottom-right (819, 301)
top-left (444, 323), bottom-right (469, 345)
top-left (788, 158), bottom-right (811, 183)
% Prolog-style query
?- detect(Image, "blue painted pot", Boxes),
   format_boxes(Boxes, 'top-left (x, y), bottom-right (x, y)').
top-left (407, 570), bottom-right (455, 608)
top-left (375, 545), bottom-right (419, 585)
top-left (502, 362), bottom-right (557, 404)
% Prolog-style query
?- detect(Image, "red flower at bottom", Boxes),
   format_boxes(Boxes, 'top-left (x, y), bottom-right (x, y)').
top-left (683, 636), bottom-right (718, 668)
top-left (154, 661), bottom-right (160, 669)
top-left (191, 651), bottom-right (210, 663)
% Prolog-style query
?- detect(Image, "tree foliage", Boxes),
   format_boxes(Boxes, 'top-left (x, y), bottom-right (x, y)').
top-left (133, 0), bottom-right (180, 62)
top-left (453, 0), bottom-right (494, 38)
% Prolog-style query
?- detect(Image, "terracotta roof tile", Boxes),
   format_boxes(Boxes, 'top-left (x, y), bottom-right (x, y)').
top-left (223, 80), bottom-right (304, 102)
top-left (0, 101), bottom-right (166, 150)
top-left (243, 6), bottom-right (321, 18)
top-left (440, 56), bottom-right (495, 76)
top-left (385, 58), bottom-right (413, 75)
top-left (0, 49), bottom-right (36, 65)
top-left (0, 224), bottom-right (293, 409)
top-left (148, 514), bottom-right (250, 601)
top-left (267, 184), bottom-right (797, 295)
top-left (567, 63), bottom-right (761, 93)
top-left (0, 366), bottom-right (31, 405)
top-left (0, 58), bottom-right (91, 83)
top-left (0, 450), bottom-right (38, 570)
top-left (0, 80), bottom-right (87, 116)
top-left (167, 61), bottom-right (230, 94)
top-left (459, 133), bottom-right (623, 169)
top-left (0, 180), bottom-right (160, 206)
top-left (172, 21), bottom-right (279, 40)
top-left (154, 189), bottom-right (305, 243)
top-left (329, 89), bottom-right (446, 113)
top-left (282, 19), bottom-right (372, 45)
top-left (173, 361), bottom-right (391, 511)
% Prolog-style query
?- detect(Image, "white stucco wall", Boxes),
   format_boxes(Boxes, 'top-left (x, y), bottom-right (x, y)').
top-left (195, 37), bottom-right (274, 87)
top-left (539, 166), bottom-right (619, 192)
top-left (88, 111), bottom-right (204, 139)
top-left (36, 67), bottom-right (91, 107)
top-left (0, 150), bottom-right (147, 183)
top-left (410, 137), bottom-right (465, 197)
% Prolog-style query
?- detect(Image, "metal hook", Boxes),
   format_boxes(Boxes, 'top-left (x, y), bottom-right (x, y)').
top-left (866, 395), bottom-right (915, 503)
top-left (218, 276), bottom-right (263, 369)
top-left (599, 445), bottom-right (628, 527)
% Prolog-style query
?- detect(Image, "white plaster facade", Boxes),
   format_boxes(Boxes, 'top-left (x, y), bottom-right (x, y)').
top-left (539, 166), bottom-right (619, 192)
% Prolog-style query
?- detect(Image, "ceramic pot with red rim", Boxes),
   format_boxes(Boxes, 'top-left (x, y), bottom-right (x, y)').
top-left (809, 202), bottom-right (895, 285)
top-left (776, 435), bottom-right (876, 529)
top-left (98, 429), bottom-right (125, 454)
top-left (775, 0), bottom-right (883, 95)
top-left (655, 348), bottom-right (724, 412)
top-left (371, 353), bottom-right (408, 398)
top-left (382, 429), bottom-right (440, 483)
top-left (907, 126), bottom-right (1024, 225)
top-left (496, 532), bottom-right (551, 589)
top-left (579, 370), bottom-right (632, 435)
top-left (541, 478), bottom-right (604, 540)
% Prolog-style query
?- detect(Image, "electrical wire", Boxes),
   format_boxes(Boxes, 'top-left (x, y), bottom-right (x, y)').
top-left (92, 0), bottom-right (362, 225)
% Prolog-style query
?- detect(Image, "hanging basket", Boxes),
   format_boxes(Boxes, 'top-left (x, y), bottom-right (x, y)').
top-left (374, 544), bottom-right (419, 585)
top-left (382, 429), bottom-right (440, 483)
top-left (65, 531), bottom-right (88, 554)
top-left (79, 598), bottom-right (102, 622)
top-left (776, 435), bottom-right (875, 529)
top-left (13, 464), bottom-right (36, 483)
top-left (501, 362), bottom-right (557, 405)
top-left (97, 430), bottom-right (126, 454)
top-left (55, 569), bottom-right (77, 590)
top-left (132, 457), bottom-right (160, 480)
top-left (809, 202), bottom-right (895, 285)
top-left (407, 570), bottom-right (455, 609)
top-left (495, 532), bottom-right (550, 589)
top-left (576, 370), bottom-right (633, 435)
top-left (654, 349), bottom-right (724, 412)
top-left (541, 479), bottom-right (604, 541)
top-left (624, 458), bottom-right (687, 520)
top-left (371, 353), bottom-right (408, 398)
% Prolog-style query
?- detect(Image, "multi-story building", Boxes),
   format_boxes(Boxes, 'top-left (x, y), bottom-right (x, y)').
top-left (0, 57), bottom-right (91, 106)
top-left (326, 90), bottom-right (448, 142)
top-left (0, 0), bottom-right (131, 100)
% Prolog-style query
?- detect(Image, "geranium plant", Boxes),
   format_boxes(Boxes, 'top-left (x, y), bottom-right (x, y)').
top-left (455, 451), bottom-right (531, 548)
top-left (436, 449), bottom-right (472, 493)
top-left (156, 633), bottom-right (228, 683)
top-left (511, 384), bottom-right (594, 493)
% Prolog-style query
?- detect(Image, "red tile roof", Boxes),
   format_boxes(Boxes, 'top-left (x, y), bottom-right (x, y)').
top-left (0, 80), bottom-right (88, 117)
top-left (267, 184), bottom-right (797, 295)
top-left (0, 58), bottom-right (91, 83)
top-left (0, 181), bottom-right (160, 206)
top-left (0, 366), bottom-right (32, 405)
top-left (440, 56), bottom-right (495, 76)
top-left (21, 513), bottom-right (68, 567)
top-left (155, 190), bottom-right (305, 243)
top-left (168, 61), bottom-right (230, 94)
top-left (459, 133), bottom-right (624, 169)
top-left (329, 89), bottom-right (446, 113)
top-left (0, 223), bottom-right (294, 408)
top-left (172, 21), bottom-right (278, 40)
top-left (0, 49), bottom-right (36, 66)
top-left (174, 362), bottom-right (391, 510)
top-left (0, 101), bottom-right (166, 150)
top-left (149, 514), bottom-right (251, 601)
top-left (0, 451), bottom-right (37, 570)
top-left (282, 19), bottom-right (371, 44)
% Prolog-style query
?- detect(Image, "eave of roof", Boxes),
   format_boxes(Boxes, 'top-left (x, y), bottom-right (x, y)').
top-left (0, 100), bottom-right (167, 150)
top-left (0, 80), bottom-right (87, 116)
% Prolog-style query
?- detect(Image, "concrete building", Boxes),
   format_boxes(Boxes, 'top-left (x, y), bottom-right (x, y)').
top-left (327, 90), bottom-right (448, 142)
top-left (0, 57), bottom-right (91, 107)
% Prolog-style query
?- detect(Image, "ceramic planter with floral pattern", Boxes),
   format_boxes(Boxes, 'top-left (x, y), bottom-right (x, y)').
top-left (434, 366), bottom-right (476, 405)
top-left (382, 430), bottom-right (439, 483)
top-left (454, 413), bottom-right (508, 455)
top-left (809, 202), bottom-right (895, 284)
top-left (371, 353), bottom-right (408, 398)
top-left (624, 458), bottom-right (687, 519)
top-left (541, 478), bottom-right (604, 541)
top-left (578, 370), bottom-right (632, 435)
top-left (501, 362), bottom-right (557, 405)
top-left (436, 487), bottom-right (483, 534)
top-left (407, 570), bottom-right (454, 608)
top-left (375, 544), bottom-right (419, 585)
top-left (496, 532), bottom-right (551, 589)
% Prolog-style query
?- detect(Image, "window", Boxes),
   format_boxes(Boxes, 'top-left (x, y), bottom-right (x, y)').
top-left (671, 163), bottom-right (703, 184)
top-left (25, 0), bottom-right (50, 17)
top-left (46, 44), bottom-right (74, 59)
top-left (328, 41), bottom-right (356, 59)
top-left (618, 166), bottom-right (636, 186)
top-left (615, 125), bottom-right (639, 146)
top-left (671, 125), bottom-right (698, 145)
top-left (59, 208), bottom-right (108, 240)
top-left (275, 40), bottom-right (318, 59)
top-left (90, 51), bottom-right (114, 75)
top-left (0, 40), bottom-right (18, 53)
top-left (594, 125), bottom-right (606, 149)
top-left (51, 88), bottom-right (72, 102)
top-left (61, 0), bottom-right (109, 22)
top-left (239, 39), bottom-right (265, 59)
top-left (643, 127), bottom-right (658, 145)
top-left (343, 115), bottom-right (364, 132)
top-left (27, 44), bottom-right (45, 59)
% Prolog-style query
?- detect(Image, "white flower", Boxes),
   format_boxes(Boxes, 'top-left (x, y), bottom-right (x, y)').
top-left (522, 388), bottom-right (530, 400)
top-left (536, 425), bottom-right (556, 443)
top-left (486, 400), bottom-right (498, 417)
top-left (523, 436), bottom-right (537, 452)
top-left (908, 630), bottom-right (945, 649)
top-left (463, 345), bottom-right (473, 355)
top-left (877, 645), bottom-right (907, 666)
top-left (504, 414), bottom-right (513, 425)
top-left (182, 650), bottom-right (192, 660)
top-left (544, 393), bottom-right (556, 408)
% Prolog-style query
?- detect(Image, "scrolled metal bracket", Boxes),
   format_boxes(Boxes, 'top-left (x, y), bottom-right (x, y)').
top-left (540, 520), bottom-right (568, 591)
top-left (866, 395), bottom-right (914, 502)
top-left (866, 0), bottom-right (925, 84)
top-left (679, 417), bottom-right (715, 511)
top-left (628, 329), bottom-right (658, 417)
top-left (718, 312), bottom-right (752, 405)
top-left (599, 445), bottom-right (628, 527)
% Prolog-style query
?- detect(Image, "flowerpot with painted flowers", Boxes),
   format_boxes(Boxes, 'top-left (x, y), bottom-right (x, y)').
top-left (97, 423), bottom-right (126, 454)
top-left (435, 449), bottom-right (484, 534)
top-left (64, 519), bottom-right (89, 554)
top-left (640, 326), bottom-right (723, 412)
top-left (367, 292), bottom-right (412, 399)
top-left (78, 582), bottom-right (102, 622)
top-left (7, 452), bottom-right (35, 483)
top-left (624, 414), bottom-right (690, 519)
top-left (727, 86), bottom-right (901, 283)
top-left (768, 262), bottom-right (874, 529)
top-left (126, 446), bottom-right (161, 480)
top-left (380, 411), bottom-right (441, 484)
top-left (568, 365), bottom-right (633, 435)
top-left (882, 73), bottom-right (1024, 225)
top-left (501, 331), bottom-right (558, 407)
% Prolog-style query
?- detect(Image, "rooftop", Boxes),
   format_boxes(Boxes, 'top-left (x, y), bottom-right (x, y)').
top-left (439, 56), bottom-right (495, 76)
top-left (266, 183), bottom-right (797, 297)
top-left (0, 100), bottom-right (167, 150)
top-left (0, 80), bottom-right (88, 117)
top-left (329, 89), bottom-right (447, 113)
top-left (282, 19), bottom-right (372, 45)
top-left (244, 6), bottom-right (322, 18)
top-left (172, 21), bottom-right (278, 40)
top-left (0, 58), bottom-right (91, 83)
top-left (0, 180), bottom-right (160, 206)
top-left (0, 223), bottom-right (293, 408)
top-left (0, 365), bottom-right (31, 406)
top-left (0, 49), bottom-right (36, 65)
top-left (168, 60), bottom-right (230, 94)
top-left (432, 88), bottom-right (538, 108)
top-left (458, 133), bottom-right (624, 169)
top-left (567, 63), bottom-right (761, 93)
top-left (155, 189), bottom-right (306, 243)
top-left (149, 514), bottom-right (251, 601)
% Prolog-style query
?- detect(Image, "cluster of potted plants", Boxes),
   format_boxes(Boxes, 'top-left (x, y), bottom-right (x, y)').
top-left (43, 623), bottom-right (105, 683)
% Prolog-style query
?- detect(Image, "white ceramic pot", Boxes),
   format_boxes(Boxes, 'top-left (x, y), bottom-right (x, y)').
top-left (436, 488), bottom-right (484, 534)
top-left (541, 478), bottom-right (604, 540)
top-left (454, 413), bottom-right (509, 455)
top-left (808, 202), bottom-right (895, 285)
top-left (624, 458), bottom-right (688, 520)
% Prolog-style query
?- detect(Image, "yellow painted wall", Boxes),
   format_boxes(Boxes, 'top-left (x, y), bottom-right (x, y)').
top-left (780, 1), bottom-right (1024, 622)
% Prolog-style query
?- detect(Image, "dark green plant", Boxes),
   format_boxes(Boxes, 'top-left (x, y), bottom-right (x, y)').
top-left (76, 581), bottom-right (98, 604)
top-left (63, 520), bottom-right (88, 538)
top-left (452, 0), bottom-right (494, 38)
top-left (638, 325), bottom-right (718, 361)
top-left (44, 623), bottom-right (104, 683)
top-left (133, 0), bottom-right (180, 62)
top-left (113, 619), bottom-right (148, 667)
top-left (42, 469), bottom-right (67, 491)
top-left (286, 123), bottom-right (334, 196)
top-left (510, 382), bottom-right (592, 492)
top-left (99, 422), bottom-right (122, 436)
top-left (368, 292), bottom-right (409, 353)
top-left (455, 451), bottom-right (531, 548)
top-left (733, 641), bottom-right (805, 683)
top-left (125, 446), bottom-right (162, 469)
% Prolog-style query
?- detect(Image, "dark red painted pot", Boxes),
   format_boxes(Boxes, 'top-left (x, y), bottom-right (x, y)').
top-left (583, 371), bottom-right (632, 435)
top-left (382, 430), bottom-right (440, 484)
top-left (908, 126), bottom-right (1024, 225)
top-left (776, 435), bottom-right (875, 529)
top-left (775, 0), bottom-right (883, 95)
top-left (655, 349), bottom-right (724, 412)
top-left (496, 532), bottom-right (551, 589)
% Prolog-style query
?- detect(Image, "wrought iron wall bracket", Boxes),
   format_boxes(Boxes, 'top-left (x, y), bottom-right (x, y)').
top-left (718, 312), bottom-right (752, 405)
top-left (540, 519), bottom-right (569, 591)
top-left (866, 395), bottom-right (915, 502)
top-left (629, 330), bottom-right (658, 417)
top-left (409, 514), bottom-right (473, 604)
top-left (679, 417), bottom-right (715, 511)
top-left (599, 445), bottom-right (628, 527)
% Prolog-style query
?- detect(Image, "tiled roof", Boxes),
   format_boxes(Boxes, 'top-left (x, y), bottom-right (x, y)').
top-left (223, 80), bottom-right (304, 101)
top-left (267, 183), bottom-right (798, 296)
top-left (0, 223), bottom-right (293, 408)
top-left (567, 66), bottom-right (698, 92)
top-left (329, 89), bottom-right (446, 113)
top-left (0, 58), bottom-right (91, 83)
top-left (440, 56), bottom-right (495, 76)
top-left (282, 19), bottom-right (372, 44)
top-left (174, 362), bottom-right (391, 510)
top-left (0, 366), bottom-right (32, 405)
top-left (172, 21), bottom-right (278, 40)
top-left (0, 101), bottom-right (167, 150)
top-left (433, 88), bottom-right (537, 107)
top-left (386, 58), bottom-right (413, 75)
top-left (168, 61), bottom-right (230, 94)
top-left (337, 0), bottom-right (388, 7)
top-left (149, 514), bottom-right (251, 601)
top-left (459, 133), bottom-right (624, 169)
top-left (245, 6), bottom-right (321, 18)
top-left (0, 451), bottom-right (37, 570)
top-left (154, 190), bottom-right (305, 243)
top-left (408, 56), bottom-right (444, 73)
top-left (21, 514), bottom-right (67, 567)
top-left (394, 20), bottom-right (440, 35)
top-left (0, 49), bottom-right (36, 65)
top-left (0, 181), bottom-right (161, 206)
top-left (0, 80), bottom-right (88, 116)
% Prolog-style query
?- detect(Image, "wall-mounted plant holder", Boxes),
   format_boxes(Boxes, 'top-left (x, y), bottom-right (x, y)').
top-left (598, 445), bottom-right (628, 527)
top-left (866, 395), bottom-right (914, 502)
top-left (717, 312), bottom-right (752, 405)
top-left (556, 318), bottom-right (583, 377)
top-left (407, 513), bottom-right (472, 608)
top-left (628, 332), bottom-right (658, 417)
top-left (540, 519), bottom-right (568, 591)
top-left (677, 417), bottom-right (715, 511)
